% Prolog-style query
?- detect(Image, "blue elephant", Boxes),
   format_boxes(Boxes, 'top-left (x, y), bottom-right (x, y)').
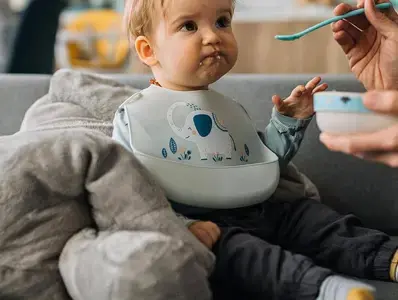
top-left (167, 102), bottom-right (234, 160)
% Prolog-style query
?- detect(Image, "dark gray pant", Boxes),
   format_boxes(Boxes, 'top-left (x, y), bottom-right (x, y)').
top-left (187, 198), bottom-right (398, 300)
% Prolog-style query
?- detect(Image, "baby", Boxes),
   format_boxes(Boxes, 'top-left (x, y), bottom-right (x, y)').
top-left (112, 0), bottom-right (398, 299)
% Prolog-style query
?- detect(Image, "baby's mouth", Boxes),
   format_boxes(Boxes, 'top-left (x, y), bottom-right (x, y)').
top-left (200, 53), bottom-right (223, 67)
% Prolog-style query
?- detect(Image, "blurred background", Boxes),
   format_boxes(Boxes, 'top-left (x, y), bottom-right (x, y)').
top-left (0, 0), bottom-right (357, 75)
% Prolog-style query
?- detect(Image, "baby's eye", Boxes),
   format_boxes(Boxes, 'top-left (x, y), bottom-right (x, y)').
top-left (216, 16), bottom-right (231, 28)
top-left (181, 21), bottom-right (198, 32)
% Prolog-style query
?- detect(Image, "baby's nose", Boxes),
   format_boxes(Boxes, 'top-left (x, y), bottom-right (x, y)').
top-left (202, 28), bottom-right (221, 45)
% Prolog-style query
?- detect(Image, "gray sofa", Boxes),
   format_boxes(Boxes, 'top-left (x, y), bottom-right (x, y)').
top-left (1, 73), bottom-right (398, 299)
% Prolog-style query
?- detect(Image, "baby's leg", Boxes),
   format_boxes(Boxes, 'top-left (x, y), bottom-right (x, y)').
top-left (211, 227), bottom-right (375, 300)
top-left (268, 197), bottom-right (398, 283)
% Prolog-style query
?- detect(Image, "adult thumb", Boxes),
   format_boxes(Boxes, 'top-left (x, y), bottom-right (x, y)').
top-left (363, 90), bottom-right (398, 115)
top-left (364, 0), bottom-right (398, 37)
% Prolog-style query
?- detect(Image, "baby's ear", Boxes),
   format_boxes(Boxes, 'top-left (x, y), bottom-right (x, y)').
top-left (135, 36), bottom-right (158, 66)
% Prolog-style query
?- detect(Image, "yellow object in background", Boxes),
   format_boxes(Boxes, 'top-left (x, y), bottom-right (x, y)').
top-left (64, 9), bottom-right (130, 70)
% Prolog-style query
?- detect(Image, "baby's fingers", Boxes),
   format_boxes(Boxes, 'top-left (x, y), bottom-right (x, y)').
top-left (207, 222), bottom-right (221, 243)
top-left (290, 85), bottom-right (306, 97)
top-left (305, 77), bottom-right (322, 92)
top-left (194, 228), bottom-right (213, 249)
top-left (312, 83), bottom-right (328, 94)
top-left (272, 95), bottom-right (284, 110)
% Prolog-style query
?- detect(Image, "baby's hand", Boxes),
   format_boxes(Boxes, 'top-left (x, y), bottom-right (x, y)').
top-left (272, 76), bottom-right (328, 119)
top-left (188, 221), bottom-right (221, 249)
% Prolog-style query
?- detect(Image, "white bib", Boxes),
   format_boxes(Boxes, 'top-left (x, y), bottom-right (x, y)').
top-left (119, 85), bottom-right (280, 208)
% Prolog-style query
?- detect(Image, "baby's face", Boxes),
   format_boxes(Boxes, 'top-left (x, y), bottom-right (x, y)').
top-left (151, 0), bottom-right (238, 90)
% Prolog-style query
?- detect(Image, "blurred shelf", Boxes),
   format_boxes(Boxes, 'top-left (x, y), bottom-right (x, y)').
top-left (233, 4), bottom-right (335, 22)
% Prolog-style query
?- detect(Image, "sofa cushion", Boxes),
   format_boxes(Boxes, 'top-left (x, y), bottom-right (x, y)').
top-left (0, 74), bottom-right (50, 135)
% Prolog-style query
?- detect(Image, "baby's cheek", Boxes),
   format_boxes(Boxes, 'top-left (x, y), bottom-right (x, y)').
top-left (227, 37), bottom-right (239, 62)
top-left (174, 51), bottom-right (195, 72)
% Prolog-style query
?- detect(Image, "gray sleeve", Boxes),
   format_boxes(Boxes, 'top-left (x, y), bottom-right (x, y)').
top-left (112, 107), bottom-right (198, 228)
top-left (261, 107), bottom-right (313, 167)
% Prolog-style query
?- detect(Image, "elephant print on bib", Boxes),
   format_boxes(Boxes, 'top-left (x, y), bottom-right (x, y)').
top-left (167, 102), bottom-right (235, 161)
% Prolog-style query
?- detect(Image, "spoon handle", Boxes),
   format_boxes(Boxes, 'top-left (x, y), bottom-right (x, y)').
top-left (298, 2), bottom-right (391, 37)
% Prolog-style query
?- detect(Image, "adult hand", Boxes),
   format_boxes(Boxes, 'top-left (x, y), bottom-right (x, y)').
top-left (188, 221), bottom-right (221, 249)
top-left (332, 0), bottom-right (398, 90)
top-left (320, 90), bottom-right (398, 167)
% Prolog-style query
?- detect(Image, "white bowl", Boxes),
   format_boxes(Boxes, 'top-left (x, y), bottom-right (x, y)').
top-left (134, 151), bottom-right (280, 209)
top-left (314, 91), bottom-right (398, 133)
top-left (316, 112), bottom-right (398, 134)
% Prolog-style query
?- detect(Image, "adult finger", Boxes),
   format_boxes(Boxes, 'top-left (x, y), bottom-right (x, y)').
top-left (364, 0), bottom-right (398, 39)
top-left (334, 3), bottom-right (355, 16)
top-left (363, 90), bottom-right (398, 115)
top-left (357, 151), bottom-right (398, 168)
top-left (333, 31), bottom-right (356, 53)
top-left (332, 19), bottom-right (363, 43)
top-left (333, 3), bottom-right (371, 32)
top-left (331, 15), bottom-right (369, 38)
top-left (332, 3), bottom-right (370, 54)
top-left (360, 0), bottom-right (398, 21)
top-left (357, 0), bottom-right (384, 9)
top-left (320, 124), bottom-right (398, 153)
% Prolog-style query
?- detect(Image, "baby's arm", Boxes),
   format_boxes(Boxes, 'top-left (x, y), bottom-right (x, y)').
top-left (260, 107), bottom-right (312, 167)
top-left (237, 102), bottom-right (312, 167)
top-left (260, 76), bottom-right (327, 166)
top-left (112, 107), bottom-right (199, 227)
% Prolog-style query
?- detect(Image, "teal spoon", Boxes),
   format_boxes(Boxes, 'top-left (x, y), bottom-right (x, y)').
top-left (275, 2), bottom-right (392, 41)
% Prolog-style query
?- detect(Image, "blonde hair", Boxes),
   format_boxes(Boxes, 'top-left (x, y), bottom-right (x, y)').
top-left (124, 0), bottom-right (236, 43)
top-left (123, 0), bottom-right (159, 44)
